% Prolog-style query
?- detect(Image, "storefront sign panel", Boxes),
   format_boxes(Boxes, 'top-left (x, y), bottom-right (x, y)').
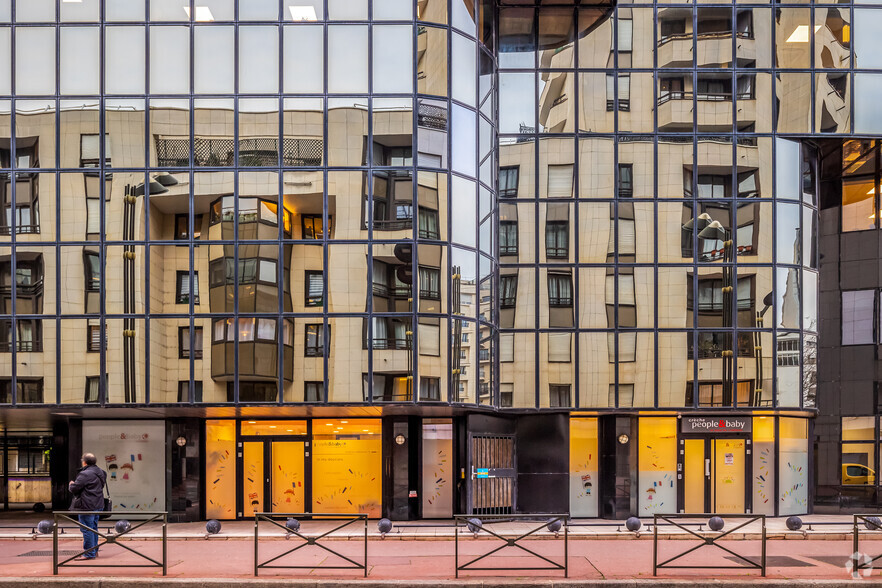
top-left (681, 417), bottom-right (752, 434)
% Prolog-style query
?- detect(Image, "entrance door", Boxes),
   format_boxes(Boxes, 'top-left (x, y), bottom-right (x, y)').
top-left (240, 440), bottom-right (307, 517)
top-left (711, 439), bottom-right (745, 513)
top-left (469, 434), bottom-right (516, 514)
top-left (682, 437), bottom-right (747, 513)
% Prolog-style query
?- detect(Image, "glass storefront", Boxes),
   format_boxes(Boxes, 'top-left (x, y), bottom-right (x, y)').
top-left (206, 418), bottom-right (382, 519)
top-left (569, 415), bottom-right (809, 517)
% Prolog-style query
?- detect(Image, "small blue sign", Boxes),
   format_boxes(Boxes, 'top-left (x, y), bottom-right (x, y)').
top-left (476, 468), bottom-right (490, 478)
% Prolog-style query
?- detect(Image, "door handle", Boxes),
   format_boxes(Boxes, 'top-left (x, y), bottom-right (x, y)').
top-left (705, 458), bottom-right (711, 477)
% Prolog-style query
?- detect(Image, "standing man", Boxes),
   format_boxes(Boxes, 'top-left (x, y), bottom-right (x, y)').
top-left (69, 453), bottom-right (107, 560)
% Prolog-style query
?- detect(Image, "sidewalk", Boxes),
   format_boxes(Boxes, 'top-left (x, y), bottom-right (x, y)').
top-left (1, 514), bottom-right (882, 583)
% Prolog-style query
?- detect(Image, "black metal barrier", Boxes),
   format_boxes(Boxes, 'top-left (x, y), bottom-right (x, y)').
top-left (52, 511), bottom-right (167, 575)
top-left (254, 512), bottom-right (368, 577)
top-left (652, 514), bottom-right (765, 577)
top-left (852, 514), bottom-right (882, 577)
top-left (454, 513), bottom-right (568, 578)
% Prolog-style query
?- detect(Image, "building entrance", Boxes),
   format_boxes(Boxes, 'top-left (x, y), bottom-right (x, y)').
top-left (683, 438), bottom-right (748, 513)
top-left (238, 421), bottom-right (309, 518)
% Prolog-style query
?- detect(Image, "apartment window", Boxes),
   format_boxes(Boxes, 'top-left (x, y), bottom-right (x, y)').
top-left (548, 273), bottom-right (573, 307)
top-left (418, 207), bottom-right (440, 239)
top-left (545, 221), bottom-right (569, 259)
top-left (85, 376), bottom-right (101, 403)
top-left (697, 174), bottom-right (728, 198)
top-left (618, 164), bottom-right (633, 197)
top-left (87, 324), bottom-right (104, 352)
top-left (371, 316), bottom-right (411, 350)
top-left (500, 221), bottom-right (518, 256)
top-left (547, 164), bottom-right (574, 198)
top-left (500, 275), bottom-right (518, 309)
top-left (175, 271), bottom-right (199, 304)
top-left (304, 381), bottom-right (324, 402)
top-left (302, 214), bottom-right (324, 239)
top-left (179, 326), bottom-right (203, 359)
top-left (80, 134), bottom-right (110, 168)
top-left (174, 214), bottom-right (203, 240)
top-left (500, 383), bottom-right (514, 407)
top-left (612, 384), bottom-right (634, 408)
top-left (617, 17), bottom-right (633, 51)
top-left (419, 377), bottom-right (441, 401)
top-left (549, 384), bottom-right (571, 408)
top-left (232, 382), bottom-right (277, 402)
top-left (736, 11), bottom-right (754, 38)
top-left (0, 178), bottom-right (39, 235)
top-left (843, 290), bottom-right (875, 345)
top-left (660, 77), bottom-right (685, 102)
top-left (660, 19), bottom-right (686, 39)
top-left (499, 166), bottom-right (519, 198)
top-left (737, 170), bottom-right (759, 198)
top-left (606, 74), bottom-right (631, 111)
top-left (177, 381), bottom-right (203, 403)
top-left (419, 266), bottom-right (441, 300)
top-left (0, 378), bottom-right (43, 404)
top-left (86, 198), bottom-right (100, 238)
top-left (305, 324), bottom-right (328, 357)
top-left (777, 337), bottom-right (800, 366)
top-left (83, 251), bottom-right (101, 292)
top-left (689, 277), bottom-right (753, 313)
top-left (305, 271), bottom-right (323, 307)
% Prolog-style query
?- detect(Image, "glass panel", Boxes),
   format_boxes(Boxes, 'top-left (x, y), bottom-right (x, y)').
top-left (569, 418), bottom-right (598, 517)
top-left (779, 417), bottom-right (808, 515)
top-left (271, 442), bottom-right (306, 512)
top-left (312, 419), bottom-right (382, 516)
top-left (205, 420), bottom-right (236, 519)
top-left (638, 418), bottom-right (677, 515)
top-left (243, 442), bottom-right (265, 518)
top-left (421, 419), bottom-right (453, 518)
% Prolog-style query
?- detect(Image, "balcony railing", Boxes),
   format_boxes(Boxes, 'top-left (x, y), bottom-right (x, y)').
top-left (371, 337), bottom-right (411, 350)
top-left (155, 137), bottom-right (323, 167)
top-left (0, 340), bottom-right (43, 352)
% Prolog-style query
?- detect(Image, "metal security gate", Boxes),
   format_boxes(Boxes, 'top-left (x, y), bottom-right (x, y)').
top-left (469, 434), bottom-right (516, 515)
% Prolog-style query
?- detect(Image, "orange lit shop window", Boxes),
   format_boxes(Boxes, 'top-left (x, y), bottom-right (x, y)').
top-left (205, 420), bottom-right (236, 520)
top-left (312, 419), bottom-right (382, 517)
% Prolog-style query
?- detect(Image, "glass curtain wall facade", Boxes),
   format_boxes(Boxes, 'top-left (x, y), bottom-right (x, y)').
top-left (0, 0), bottom-right (878, 518)
top-left (0, 0), bottom-right (495, 406)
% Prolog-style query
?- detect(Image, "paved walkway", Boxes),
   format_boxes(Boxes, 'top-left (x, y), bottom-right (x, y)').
top-left (1, 513), bottom-right (882, 582)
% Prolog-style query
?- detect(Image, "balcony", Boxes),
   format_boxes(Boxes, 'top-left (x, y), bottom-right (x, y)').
top-left (155, 137), bottom-right (322, 167)
top-left (657, 34), bottom-right (693, 68)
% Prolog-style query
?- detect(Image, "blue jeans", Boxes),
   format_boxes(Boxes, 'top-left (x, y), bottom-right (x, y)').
top-left (78, 514), bottom-right (99, 558)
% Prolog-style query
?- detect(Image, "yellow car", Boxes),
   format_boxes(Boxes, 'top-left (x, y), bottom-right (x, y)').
top-left (843, 463), bottom-right (876, 485)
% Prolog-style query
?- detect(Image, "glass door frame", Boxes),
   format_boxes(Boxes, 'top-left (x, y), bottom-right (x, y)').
top-left (678, 432), bottom-right (752, 514)
top-left (236, 420), bottom-right (312, 519)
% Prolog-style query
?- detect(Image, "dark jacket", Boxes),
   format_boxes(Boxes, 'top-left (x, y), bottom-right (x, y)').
top-left (69, 464), bottom-right (107, 511)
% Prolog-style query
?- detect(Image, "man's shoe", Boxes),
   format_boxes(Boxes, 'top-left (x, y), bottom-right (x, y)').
top-left (73, 555), bottom-right (95, 561)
